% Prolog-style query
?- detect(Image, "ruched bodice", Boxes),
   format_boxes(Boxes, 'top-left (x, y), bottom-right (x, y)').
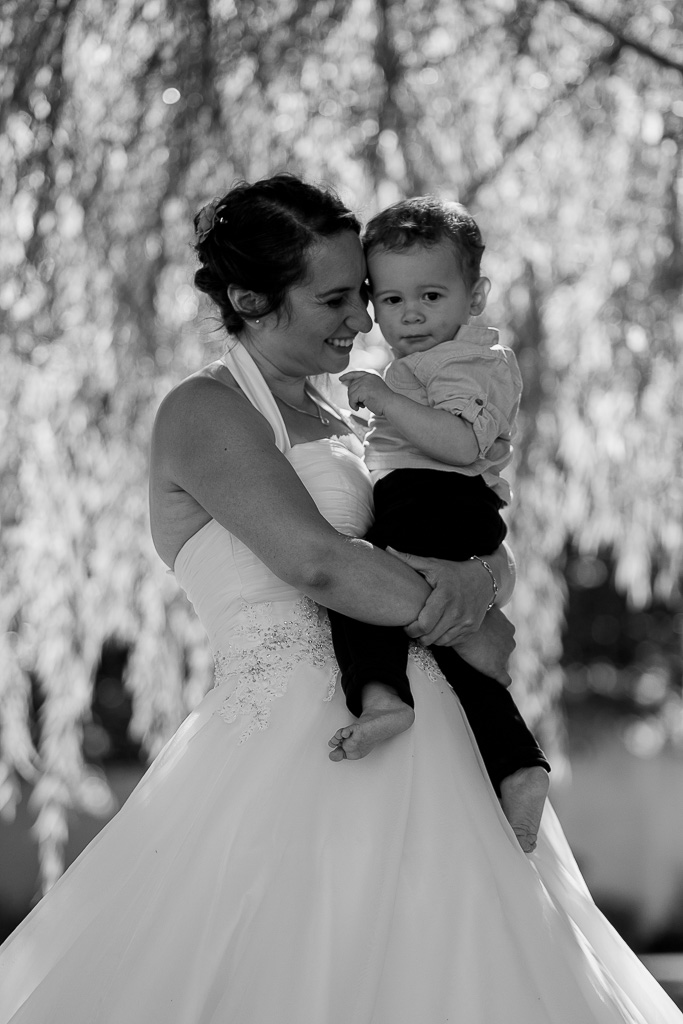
top-left (172, 340), bottom-right (373, 654)
top-left (173, 435), bottom-right (373, 653)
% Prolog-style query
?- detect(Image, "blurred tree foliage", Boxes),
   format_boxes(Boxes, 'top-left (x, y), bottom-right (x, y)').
top-left (1, 0), bottom-right (682, 888)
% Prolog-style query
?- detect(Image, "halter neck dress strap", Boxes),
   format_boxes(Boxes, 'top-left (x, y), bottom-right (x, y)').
top-left (220, 340), bottom-right (291, 454)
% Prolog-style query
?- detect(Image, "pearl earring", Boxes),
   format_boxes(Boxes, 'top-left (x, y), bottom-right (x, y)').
top-left (254, 319), bottom-right (260, 324)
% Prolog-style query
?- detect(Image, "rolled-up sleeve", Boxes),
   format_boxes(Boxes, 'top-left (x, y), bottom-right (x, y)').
top-left (407, 340), bottom-right (522, 458)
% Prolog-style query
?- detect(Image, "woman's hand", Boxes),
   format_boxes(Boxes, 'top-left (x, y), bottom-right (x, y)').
top-left (386, 549), bottom-right (497, 646)
top-left (386, 549), bottom-right (516, 687)
top-left (450, 609), bottom-right (515, 687)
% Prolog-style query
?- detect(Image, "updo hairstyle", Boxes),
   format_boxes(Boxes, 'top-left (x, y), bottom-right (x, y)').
top-left (193, 173), bottom-right (362, 333)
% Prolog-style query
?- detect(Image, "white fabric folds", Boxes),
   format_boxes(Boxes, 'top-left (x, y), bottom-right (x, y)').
top-left (0, 342), bottom-right (680, 1023)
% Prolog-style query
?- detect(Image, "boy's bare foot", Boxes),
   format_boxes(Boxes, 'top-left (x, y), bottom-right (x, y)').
top-left (329, 684), bottom-right (415, 761)
top-left (500, 766), bottom-right (549, 854)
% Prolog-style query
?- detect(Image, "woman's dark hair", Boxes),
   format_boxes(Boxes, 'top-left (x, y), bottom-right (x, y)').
top-left (193, 173), bottom-right (361, 333)
top-left (363, 196), bottom-right (485, 290)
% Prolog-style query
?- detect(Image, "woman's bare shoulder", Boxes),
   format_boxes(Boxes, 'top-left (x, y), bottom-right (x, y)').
top-left (149, 361), bottom-right (278, 568)
top-left (155, 360), bottom-right (239, 417)
top-left (152, 360), bottom-right (274, 454)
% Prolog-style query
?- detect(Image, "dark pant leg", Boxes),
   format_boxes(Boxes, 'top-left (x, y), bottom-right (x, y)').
top-left (331, 469), bottom-right (549, 790)
top-left (430, 647), bottom-right (550, 793)
top-left (328, 501), bottom-right (414, 717)
top-left (328, 609), bottom-right (413, 718)
top-left (329, 468), bottom-right (504, 718)
top-left (372, 469), bottom-right (549, 791)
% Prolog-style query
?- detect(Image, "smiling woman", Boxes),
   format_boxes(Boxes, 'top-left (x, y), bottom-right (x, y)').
top-left (1, 173), bottom-right (681, 1024)
top-left (191, 176), bottom-right (372, 434)
top-left (228, 230), bottom-right (371, 381)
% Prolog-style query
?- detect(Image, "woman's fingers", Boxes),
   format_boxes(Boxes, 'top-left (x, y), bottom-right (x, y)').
top-left (385, 548), bottom-right (436, 581)
top-left (386, 550), bottom-right (445, 640)
top-left (402, 589), bottom-right (452, 641)
top-left (387, 548), bottom-right (496, 643)
top-left (408, 600), bottom-right (476, 646)
top-left (428, 623), bottom-right (477, 648)
top-left (387, 550), bottom-right (451, 629)
top-left (387, 547), bottom-right (515, 684)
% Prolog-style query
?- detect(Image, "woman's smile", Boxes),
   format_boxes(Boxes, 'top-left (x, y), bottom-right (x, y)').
top-left (325, 336), bottom-right (356, 350)
top-left (249, 231), bottom-right (371, 377)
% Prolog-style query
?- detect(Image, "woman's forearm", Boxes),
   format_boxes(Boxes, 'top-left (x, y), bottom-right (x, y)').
top-left (298, 534), bottom-right (432, 626)
top-left (298, 536), bottom-right (516, 634)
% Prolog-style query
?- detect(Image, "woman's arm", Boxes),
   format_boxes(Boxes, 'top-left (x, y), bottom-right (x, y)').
top-left (153, 377), bottom-right (433, 627)
top-left (154, 377), bottom-right (516, 688)
top-left (387, 545), bottom-right (517, 686)
top-left (387, 543), bottom-right (516, 645)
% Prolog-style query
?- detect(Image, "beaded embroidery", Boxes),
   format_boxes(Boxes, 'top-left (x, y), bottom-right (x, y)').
top-left (213, 598), bottom-right (338, 742)
top-left (408, 643), bottom-right (446, 684)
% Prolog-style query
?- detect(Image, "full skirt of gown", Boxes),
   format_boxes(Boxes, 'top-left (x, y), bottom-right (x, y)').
top-left (1, 342), bottom-right (680, 1023)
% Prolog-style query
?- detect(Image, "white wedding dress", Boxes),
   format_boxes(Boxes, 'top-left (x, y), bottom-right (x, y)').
top-left (0, 343), bottom-right (680, 1023)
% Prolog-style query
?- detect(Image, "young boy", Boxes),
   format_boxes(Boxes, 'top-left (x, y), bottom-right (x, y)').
top-left (327, 197), bottom-right (550, 852)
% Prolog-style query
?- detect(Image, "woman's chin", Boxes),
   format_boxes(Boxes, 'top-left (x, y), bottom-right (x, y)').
top-left (322, 344), bottom-right (353, 371)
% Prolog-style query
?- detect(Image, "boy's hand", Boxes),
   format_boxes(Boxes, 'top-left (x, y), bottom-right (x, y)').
top-left (340, 370), bottom-right (392, 415)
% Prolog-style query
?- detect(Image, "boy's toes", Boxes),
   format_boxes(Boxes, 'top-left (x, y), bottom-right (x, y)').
top-left (500, 766), bottom-right (549, 855)
top-left (328, 726), bottom-right (356, 759)
top-left (329, 706), bottom-right (415, 764)
top-left (328, 727), bottom-right (351, 748)
top-left (512, 825), bottom-right (538, 854)
top-left (337, 733), bottom-right (365, 760)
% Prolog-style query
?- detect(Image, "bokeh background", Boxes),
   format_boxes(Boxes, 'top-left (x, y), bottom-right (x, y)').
top-left (1, 0), bottom-right (682, 996)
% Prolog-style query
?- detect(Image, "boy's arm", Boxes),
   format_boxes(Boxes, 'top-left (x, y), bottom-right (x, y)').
top-left (424, 342), bottom-right (522, 461)
top-left (341, 370), bottom-right (479, 466)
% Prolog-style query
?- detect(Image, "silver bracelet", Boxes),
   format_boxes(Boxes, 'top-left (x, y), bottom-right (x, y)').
top-left (470, 555), bottom-right (499, 612)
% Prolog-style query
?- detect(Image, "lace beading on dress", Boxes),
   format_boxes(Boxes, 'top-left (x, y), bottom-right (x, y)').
top-left (408, 643), bottom-right (446, 683)
top-left (213, 597), bottom-right (338, 742)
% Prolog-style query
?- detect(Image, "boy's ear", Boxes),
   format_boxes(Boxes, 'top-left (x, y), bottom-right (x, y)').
top-left (227, 285), bottom-right (266, 318)
top-left (469, 277), bottom-right (491, 317)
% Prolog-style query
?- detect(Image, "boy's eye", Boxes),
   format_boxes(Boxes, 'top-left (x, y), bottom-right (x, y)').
top-left (424, 292), bottom-right (442, 301)
top-left (382, 296), bottom-right (402, 305)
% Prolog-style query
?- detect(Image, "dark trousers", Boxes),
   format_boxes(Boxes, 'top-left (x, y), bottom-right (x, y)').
top-left (328, 468), bottom-right (550, 793)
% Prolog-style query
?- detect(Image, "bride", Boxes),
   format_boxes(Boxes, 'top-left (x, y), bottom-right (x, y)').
top-left (0, 172), bottom-right (680, 1023)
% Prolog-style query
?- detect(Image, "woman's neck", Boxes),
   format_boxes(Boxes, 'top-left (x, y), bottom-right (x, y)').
top-left (231, 336), bottom-right (355, 443)
top-left (238, 337), bottom-right (308, 405)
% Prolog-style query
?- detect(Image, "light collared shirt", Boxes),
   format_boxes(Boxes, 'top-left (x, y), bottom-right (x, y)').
top-left (364, 325), bottom-right (522, 504)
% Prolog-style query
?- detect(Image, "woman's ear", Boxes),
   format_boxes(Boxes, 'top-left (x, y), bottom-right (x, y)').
top-left (227, 285), bottom-right (266, 319)
top-left (469, 277), bottom-right (491, 317)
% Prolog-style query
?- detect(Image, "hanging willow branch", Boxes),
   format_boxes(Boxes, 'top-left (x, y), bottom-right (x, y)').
top-left (461, 38), bottom-right (623, 206)
top-left (368, 0), bottom-right (429, 197)
top-left (1, 0), bottom-right (681, 895)
top-left (461, 0), bottom-right (683, 207)
top-left (557, 0), bottom-right (683, 76)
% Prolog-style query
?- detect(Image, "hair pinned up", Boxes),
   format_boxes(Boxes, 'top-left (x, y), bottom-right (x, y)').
top-left (195, 199), bottom-right (227, 244)
top-left (193, 173), bottom-right (361, 333)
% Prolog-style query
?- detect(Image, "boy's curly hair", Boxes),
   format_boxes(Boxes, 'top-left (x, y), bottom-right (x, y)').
top-left (363, 196), bottom-right (485, 289)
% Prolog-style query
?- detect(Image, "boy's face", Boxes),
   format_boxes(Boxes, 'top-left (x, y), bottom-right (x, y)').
top-left (367, 241), bottom-right (489, 358)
